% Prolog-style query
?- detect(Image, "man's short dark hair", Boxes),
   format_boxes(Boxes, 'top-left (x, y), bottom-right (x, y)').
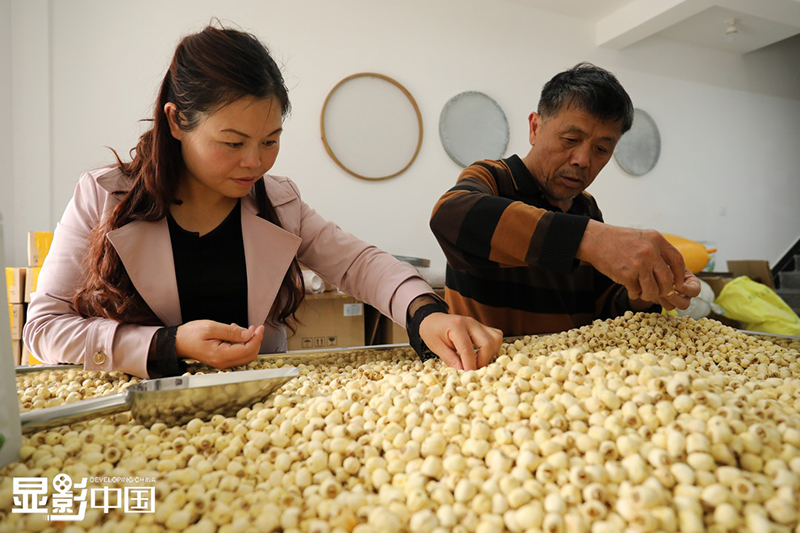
top-left (538, 62), bottom-right (634, 133)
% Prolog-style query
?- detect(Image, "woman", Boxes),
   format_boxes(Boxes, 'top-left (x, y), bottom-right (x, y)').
top-left (23, 25), bottom-right (502, 378)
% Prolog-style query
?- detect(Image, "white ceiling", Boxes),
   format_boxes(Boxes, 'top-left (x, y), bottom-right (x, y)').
top-left (506, 0), bottom-right (800, 54)
top-left (659, 5), bottom-right (800, 54)
top-left (501, 0), bottom-right (634, 20)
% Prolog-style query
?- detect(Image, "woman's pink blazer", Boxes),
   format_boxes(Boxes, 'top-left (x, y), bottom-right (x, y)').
top-left (23, 167), bottom-right (433, 378)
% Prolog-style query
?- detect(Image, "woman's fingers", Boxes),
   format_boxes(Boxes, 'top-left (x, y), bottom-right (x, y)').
top-left (205, 321), bottom-right (252, 342)
top-left (448, 327), bottom-right (478, 371)
top-left (212, 340), bottom-right (259, 368)
top-left (418, 313), bottom-right (503, 370)
top-left (246, 325), bottom-right (265, 350)
top-left (470, 325), bottom-right (503, 368)
top-left (447, 320), bottom-right (502, 371)
top-left (205, 324), bottom-right (264, 368)
top-left (434, 346), bottom-right (465, 370)
top-left (230, 325), bottom-right (264, 364)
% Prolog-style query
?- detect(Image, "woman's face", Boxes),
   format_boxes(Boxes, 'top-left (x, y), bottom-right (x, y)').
top-left (166, 95), bottom-right (283, 201)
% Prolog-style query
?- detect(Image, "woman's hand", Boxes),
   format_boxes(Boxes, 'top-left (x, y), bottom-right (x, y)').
top-left (419, 313), bottom-right (503, 370)
top-left (175, 320), bottom-right (264, 369)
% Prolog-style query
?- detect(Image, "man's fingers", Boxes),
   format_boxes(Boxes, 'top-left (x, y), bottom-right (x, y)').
top-left (658, 297), bottom-right (676, 311)
top-left (661, 242), bottom-right (687, 292)
top-left (664, 292), bottom-right (693, 311)
top-left (653, 262), bottom-right (675, 297)
top-left (657, 290), bottom-right (692, 311)
top-left (638, 270), bottom-right (660, 302)
top-left (681, 272), bottom-right (702, 298)
top-left (626, 278), bottom-right (642, 301)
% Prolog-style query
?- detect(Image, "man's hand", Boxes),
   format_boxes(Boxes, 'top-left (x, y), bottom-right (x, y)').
top-left (175, 320), bottom-right (265, 369)
top-left (657, 269), bottom-right (701, 310)
top-left (419, 313), bottom-right (503, 370)
top-left (578, 221), bottom-right (689, 302)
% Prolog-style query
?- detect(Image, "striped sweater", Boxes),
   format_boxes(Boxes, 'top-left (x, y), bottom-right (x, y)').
top-left (430, 155), bottom-right (635, 336)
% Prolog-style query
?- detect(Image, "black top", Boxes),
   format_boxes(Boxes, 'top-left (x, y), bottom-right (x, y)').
top-left (146, 201), bottom-right (248, 378)
top-left (147, 197), bottom-right (439, 378)
top-left (167, 200), bottom-right (249, 327)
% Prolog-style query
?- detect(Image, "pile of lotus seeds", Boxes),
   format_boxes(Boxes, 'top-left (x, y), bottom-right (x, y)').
top-left (1, 312), bottom-right (799, 533)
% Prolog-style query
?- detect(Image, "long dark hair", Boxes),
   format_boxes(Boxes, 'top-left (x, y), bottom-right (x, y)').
top-left (74, 25), bottom-right (305, 329)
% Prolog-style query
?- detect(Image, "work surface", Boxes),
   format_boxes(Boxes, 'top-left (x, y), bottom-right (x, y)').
top-left (3, 312), bottom-right (800, 532)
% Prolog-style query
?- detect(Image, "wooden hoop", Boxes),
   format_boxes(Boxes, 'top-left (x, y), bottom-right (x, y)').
top-left (320, 72), bottom-right (423, 181)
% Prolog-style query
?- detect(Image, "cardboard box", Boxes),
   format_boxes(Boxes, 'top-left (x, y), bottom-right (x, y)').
top-left (5, 267), bottom-right (26, 304)
top-left (698, 261), bottom-right (774, 296)
top-left (11, 341), bottom-right (21, 366)
top-left (698, 261), bottom-right (776, 330)
top-left (697, 272), bottom-right (735, 299)
top-left (9, 304), bottom-right (24, 340)
top-left (24, 267), bottom-right (41, 303)
top-left (379, 316), bottom-right (409, 345)
top-left (287, 292), bottom-right (365, 351)
top-left (27, 231), bottom-right (54, 267)
top-left (727, 260), bottom-right (775, 290)
top-left (373, 289), bottom-right (444, 345)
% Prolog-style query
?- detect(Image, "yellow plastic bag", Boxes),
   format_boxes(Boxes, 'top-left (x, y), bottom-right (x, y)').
top-left (715, 276), bottom-right (800, 336)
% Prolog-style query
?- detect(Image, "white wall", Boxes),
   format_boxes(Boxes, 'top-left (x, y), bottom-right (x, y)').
top-left (6, 0), bottom-right (52, 268)
top-left (0, 0), bottom-right (13, 261)
top-left (4, 0), bottom-right (800, 274)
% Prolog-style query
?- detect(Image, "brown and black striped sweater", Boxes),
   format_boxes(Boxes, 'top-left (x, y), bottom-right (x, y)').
top-left (430, 155), bottom-right (639, 337)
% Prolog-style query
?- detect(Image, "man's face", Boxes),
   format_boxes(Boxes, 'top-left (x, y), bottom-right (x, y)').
top-left (527, 105), bottom-right (622, 208)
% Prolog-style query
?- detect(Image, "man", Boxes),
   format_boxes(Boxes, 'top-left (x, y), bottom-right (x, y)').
top-left (430, 62), bottom-right (700, 337)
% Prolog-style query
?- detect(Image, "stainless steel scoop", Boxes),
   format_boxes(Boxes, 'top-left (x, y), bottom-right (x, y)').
top-left (19, 367), bottom-right (299, 435)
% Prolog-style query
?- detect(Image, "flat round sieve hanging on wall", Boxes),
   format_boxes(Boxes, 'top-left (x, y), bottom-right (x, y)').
top-left (613, 108), bottom-right (661, 176)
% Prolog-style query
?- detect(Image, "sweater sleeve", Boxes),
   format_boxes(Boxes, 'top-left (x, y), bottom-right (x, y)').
top-left (429, 162), bottom-right (590, 274)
